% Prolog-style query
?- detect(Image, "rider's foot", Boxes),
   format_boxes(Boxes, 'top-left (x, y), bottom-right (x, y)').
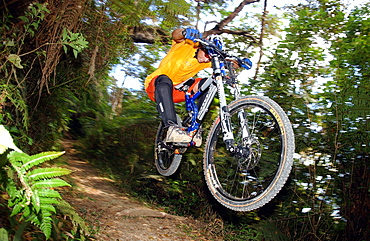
top-left (193, 129), bottom-right (202, 147)
top-left (166, 125), bottom-right (192, 144)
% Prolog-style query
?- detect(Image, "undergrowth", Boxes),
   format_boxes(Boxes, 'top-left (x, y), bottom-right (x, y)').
top-left (0, 125), bottom-right (91, 240)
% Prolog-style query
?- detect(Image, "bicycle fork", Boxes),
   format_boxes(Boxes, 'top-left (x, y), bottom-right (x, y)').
top-left (215, 74), bottom-right (236, 152)
top-left (216, 76), bottom-right (251, 155)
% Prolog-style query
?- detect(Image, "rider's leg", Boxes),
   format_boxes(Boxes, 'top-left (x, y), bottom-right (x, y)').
top-left (154, 75), bottom-right (177, 126)
top-left (155, 75), bottom-right (191, 143)
top-left (155, 75), bottom-right (192, 143)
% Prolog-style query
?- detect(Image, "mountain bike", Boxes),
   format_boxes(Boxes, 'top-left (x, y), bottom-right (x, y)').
top-left (154, 38), bottom-right (295, 212)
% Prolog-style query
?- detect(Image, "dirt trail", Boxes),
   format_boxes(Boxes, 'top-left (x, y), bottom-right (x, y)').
top-left (61, 140), bottom-right (218, 241)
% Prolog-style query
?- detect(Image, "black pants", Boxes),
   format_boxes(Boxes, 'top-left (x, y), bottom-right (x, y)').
top-left (154, 75), bottom-right (209, 126)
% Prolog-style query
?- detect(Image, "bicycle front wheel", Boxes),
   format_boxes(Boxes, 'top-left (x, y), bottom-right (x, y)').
top-left (204, 96), bottom-right (295, 211)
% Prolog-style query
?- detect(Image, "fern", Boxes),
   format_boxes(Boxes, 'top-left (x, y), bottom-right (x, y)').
top-left (5, 150), bottom-right (72, 239)
top-left (7, 151), bottom-right (65, 172)
top-left (0, 125), bottom-right (90, 239)
top-left (56, 199), bottom-right (90, 240)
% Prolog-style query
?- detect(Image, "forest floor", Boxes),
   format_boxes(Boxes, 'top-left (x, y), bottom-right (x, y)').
top-left (60, 139), bottom-right (222, 241)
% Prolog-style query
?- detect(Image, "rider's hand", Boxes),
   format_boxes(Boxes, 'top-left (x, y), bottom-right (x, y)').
top-left (182, 28), bottom-right (202, 42)
top-left (240, 58), bottom-right (252, 70)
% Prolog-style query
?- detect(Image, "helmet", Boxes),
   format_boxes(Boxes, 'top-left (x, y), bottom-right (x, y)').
top-left (204, 35), bottom-right (223, 56)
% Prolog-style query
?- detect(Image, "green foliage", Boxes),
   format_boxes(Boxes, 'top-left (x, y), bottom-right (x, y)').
top-left (0, 125), bottom-right (89, 240)
top-left (224, 222), bottom-right (263, 241)
top-left (0, 3), bottom-right (51, 141)
top-left (112, 0), bottom-right (192, 28)
top-left (55, 199), bottom-right (91, 240)
top-left (255, 1), bottom-right (370, 240)
top-left (5, 151), bottom-right (70, 239)
top-left (18, 2), bottom-right (50, 38)
top-left (61, 28), bottom-right (89, 58)
top-left (0, 1), bottom-right (93, 152)
top-left (0, 228), bottom-right (8, 241)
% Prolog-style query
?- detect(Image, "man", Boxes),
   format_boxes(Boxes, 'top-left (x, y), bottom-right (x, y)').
top-left (144, 28), bottom-right (213, 144)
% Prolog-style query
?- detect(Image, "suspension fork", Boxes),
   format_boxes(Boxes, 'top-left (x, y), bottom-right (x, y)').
top-left (212, 57), bottom-right (236, 152)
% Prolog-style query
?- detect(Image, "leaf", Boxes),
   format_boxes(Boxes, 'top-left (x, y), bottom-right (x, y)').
top-left (31, 192), bottom-right (41, 213)
top-left (5, 40), bottom-right (14, 47)
top-left (40, 216), bottom-right (52, 239)
top-left (37, 189), bottom-right (61, 199)
top-left (20, 151), bottom-right (65, 171)
top-left (7, 54), bottom-right (23, 69)
top-left (31, 22), bottom-right (39, 29)
top-left (63, 45), bottom-right (68, 54)
top-left (40, 204), bottom-right (56, 214)
top-left (39, 197), bottom-right (60, 205)
top-left (0, 228), bottom-right (8, 241)
top-left (73, 49), bottom-right (78, 58)
top-left (26, 167), bottom-right (72, 181)
top-left (26, 213), bottom-right (41, 225)
top-left (22, 205), bottom-right (32, 218)
top-left (18, 16), bottom-right (29, 23)
top-left (31, 178), bottom-right (71, 189)
top-left (10, 203), bottom-right (24, 217)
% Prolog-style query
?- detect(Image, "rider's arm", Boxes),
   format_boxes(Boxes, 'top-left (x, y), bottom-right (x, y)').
top-left (172, 28), bottom-right (186, 43)
top-left (172, 28), bottom-right (202, 44)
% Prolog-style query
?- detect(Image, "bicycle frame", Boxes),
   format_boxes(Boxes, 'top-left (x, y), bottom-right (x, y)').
top-left (184, 56), bottom-right (249, 152)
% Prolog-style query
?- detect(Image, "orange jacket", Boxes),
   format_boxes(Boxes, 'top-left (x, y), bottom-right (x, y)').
top-left (144, 39), bottom-right (211, 90)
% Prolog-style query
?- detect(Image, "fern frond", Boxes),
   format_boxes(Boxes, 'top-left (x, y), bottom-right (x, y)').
top-left (39, 197), bottom-right (60, 205)
top-left (31, 178), bottom-right (71, 189)
top-left (26, 167), bottom-right (72, 182)
top-left (40, 204), bottom-right (56, 214)
top-left (20, 151), bottom-right (65, 172)
top-left (5, 177), bottom-right (19, 201)
top-left (37, 189), bottom-right (62, 199)
top-left (5, 147), bottom-right (71, 239)
top-left (26, 213), bottom-right (41, 225)
top-left (31, 192), bottom-right (41, 213)
top-left (10, 202), bottom-right (25, 217)
top-left (56, 199), bottom-right (90, 237)
top-left (40, 215), bottom-right (53, 239)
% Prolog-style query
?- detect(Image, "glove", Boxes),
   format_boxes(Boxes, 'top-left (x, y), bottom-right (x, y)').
top-left (182, 28), bottom-right (202, 42)
top-left (241, 58), bottom-right (252, 70)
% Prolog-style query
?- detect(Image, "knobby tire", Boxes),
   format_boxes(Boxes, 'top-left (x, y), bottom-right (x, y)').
top-left (203, 96), bottom-right (295, 211)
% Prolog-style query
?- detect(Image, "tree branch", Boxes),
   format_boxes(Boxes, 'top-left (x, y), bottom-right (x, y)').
top-left (130, 0), bottom-right (260, 44)
top-left (204, 0), bottom-right (260, 37)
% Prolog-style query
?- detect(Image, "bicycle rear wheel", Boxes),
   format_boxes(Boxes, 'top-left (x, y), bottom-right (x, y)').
top-left (155, 122), bottom-right (187, 176)
top-left (204, 96), bottom-right (295, 211)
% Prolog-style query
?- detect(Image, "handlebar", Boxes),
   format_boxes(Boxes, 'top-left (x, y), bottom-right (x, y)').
top-left (195, 38), bottom-right (252, 70)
